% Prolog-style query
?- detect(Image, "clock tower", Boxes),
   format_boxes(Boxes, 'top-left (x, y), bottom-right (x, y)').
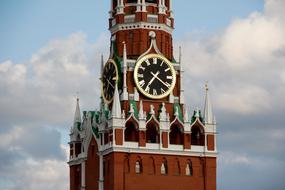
top-left (68, 1), bottom-right (217, 190)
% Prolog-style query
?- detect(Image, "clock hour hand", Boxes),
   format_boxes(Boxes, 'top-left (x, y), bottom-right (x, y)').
top-left (146, 71), bottom-right (160, 89)
top-left (151, 72), bottom-right (170, 88)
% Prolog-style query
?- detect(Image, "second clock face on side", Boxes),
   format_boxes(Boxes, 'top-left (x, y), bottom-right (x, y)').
top-left (134, 54), bottom-right (176, 99)
top-left (102, 59), bottom-right (118, 104)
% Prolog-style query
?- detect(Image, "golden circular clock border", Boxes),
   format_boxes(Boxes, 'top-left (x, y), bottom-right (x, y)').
top-left (134, 54), bottom-right (176, 99)
top-left (101, 59), bottom-right (119, 104)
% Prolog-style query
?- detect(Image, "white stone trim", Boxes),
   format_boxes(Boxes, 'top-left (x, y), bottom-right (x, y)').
top-left (110, 22), bottom-right (173, 35)
top-left (102, 146), bottom-right (217, 158)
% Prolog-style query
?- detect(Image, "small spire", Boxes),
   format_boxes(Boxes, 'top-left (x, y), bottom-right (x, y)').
top-left (179, 46), bottom-right (185, 104)
top-left (111, 83), bottom-right (122, 118)
top-left (150, 104), bottom-right (155, 115)
top-left (183, 106), bottom-right (189, 123)
top-left (139, 100), bottom-right (144, 119)
top-left (179, 46), bottom-right (182, 64)
top-left (74, 97), bottom-right (81, 125)
top-left (159, 103), bottom-right (167, 121)
top-left (122, 110), bottom-right (126, 119)
top-left (204, 82), bottom-right (214, 124)
top-left (174, 106), bottom-right (179, 117)
top-left (129, 103), bottom-right (135, 114)
top-left (194, 107), bottom-right (200, 118)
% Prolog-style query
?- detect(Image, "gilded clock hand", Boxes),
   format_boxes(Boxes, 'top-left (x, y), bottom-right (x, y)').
top-left (146, 71), bottom-right (160, 89)
top-left (106, 79), bottom-right (115, 89)
top-left (151, 72), bottom-right (171, 88)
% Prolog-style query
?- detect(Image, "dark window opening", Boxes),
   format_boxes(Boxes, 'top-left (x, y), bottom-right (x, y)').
top-left (169, 124), bottom-right (184, 145)
top-left (191, 125), bottom-right (205, 146)
top-left (125, 121), bottom-right (139, 142)
top-left (146, 0), bottom-right (157, 3)
top-left (146, 124), bottom-right (159, 143)
top-left (127, 0), bottom-right (137, 3)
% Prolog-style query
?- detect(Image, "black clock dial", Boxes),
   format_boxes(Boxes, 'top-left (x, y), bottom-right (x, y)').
top-left (102, 59), bottom-right (118, 103)
top-left (134, 54), bottom-right (176, 99)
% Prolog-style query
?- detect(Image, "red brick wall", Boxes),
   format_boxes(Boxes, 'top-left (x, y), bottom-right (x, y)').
top-left (102, 152), bottom-right (216, 190)
top-left (115, 29), bottom-right (173, 60)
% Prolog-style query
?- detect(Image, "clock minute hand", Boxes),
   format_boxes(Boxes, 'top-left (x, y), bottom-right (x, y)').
top-left (151, 72), bottom-right (170, 88)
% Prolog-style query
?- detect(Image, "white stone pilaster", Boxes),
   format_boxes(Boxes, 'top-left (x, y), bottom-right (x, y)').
top-left (99, 153), bottom-right (104, 190)
top-left (81, 161), bottom-right (86, 189)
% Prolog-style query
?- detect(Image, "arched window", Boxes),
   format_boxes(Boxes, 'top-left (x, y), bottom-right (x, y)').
top-left (135, 160), bottom-right (142, 174)
top-left (191, 125), bottom-right (205, 146)
top-left (146, 122), bottom-right (159, 143)
top-left (186, 160), bottom-right (193, 176)
top-left (169, 124), bottom-right (184, 145)
top-left (161, 158), bottom-right (168, 175)
top-left (125, 120), bottom-right (139, 142)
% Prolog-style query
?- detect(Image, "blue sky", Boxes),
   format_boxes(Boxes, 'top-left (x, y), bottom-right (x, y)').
top-left (1, 0), bottom-right (285, 190)
top-left (0, 0), bottom-right (263, 62)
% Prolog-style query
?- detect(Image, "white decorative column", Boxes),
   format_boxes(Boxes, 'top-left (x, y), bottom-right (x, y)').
top-left (141, 0), bottom-right (146, 12)
top-left (136, 0), bottom-right (141, 12)
top-left (169, 0), bottom-right (173, 18)
top-left (98, 153), bottom-right (104, 190)
top-left (81, 161), bottom-right (86, 190)
top-left (122, 42), bottom-right (128, 100)
top-left (109, 0), bottom-right (113, 18)
top-left (116, 0), bottom-right (124, 14)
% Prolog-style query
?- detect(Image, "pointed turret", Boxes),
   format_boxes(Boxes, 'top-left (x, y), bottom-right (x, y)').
top-left (203, 83), bottom-right (214, 124)
top-left (111, 83), bottom-right (122, 118)
top-left (184, 106), bottom-right (189, 123)
top-left (74, 97), bottom-right (81, 126)
top-left (139, 100), bottom-right (144, 120)
top-left (179, 46), bottom-right (185, 104)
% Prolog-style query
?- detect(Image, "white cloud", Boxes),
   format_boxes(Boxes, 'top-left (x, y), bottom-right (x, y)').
top-left (0, 32), bottom-right (109, 127)
top-left (177, 0), bottom-right (285, 115)
top-left (0, 32), bottom-right (109, 190)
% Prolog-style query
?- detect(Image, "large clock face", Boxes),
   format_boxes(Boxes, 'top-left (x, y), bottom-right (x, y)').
top-left (101, 59), bottom-right (118, 104)
top-left (134, 54), bottom-right (176, 99)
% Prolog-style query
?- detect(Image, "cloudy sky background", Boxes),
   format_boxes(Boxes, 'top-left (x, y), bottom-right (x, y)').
top-left (0, 0), bottom-right (284, 189)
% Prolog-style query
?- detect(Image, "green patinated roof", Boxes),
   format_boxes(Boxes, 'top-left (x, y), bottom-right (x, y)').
top-left (173, 103), bottom-right (184, 123)
top-left (95, 111), bottom-right (100, 124)
top-left (191, 110), bottom-right (204, 124)
top-left (92, 126), bottom-right (99, 139)
top-left (76, 122), bottom-right (81, 131)
top-left (129, 100), bottom-right (139, 119)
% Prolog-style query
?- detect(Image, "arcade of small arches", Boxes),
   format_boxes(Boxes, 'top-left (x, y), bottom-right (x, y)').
top-left (123, 117), bottom-right (205, 146)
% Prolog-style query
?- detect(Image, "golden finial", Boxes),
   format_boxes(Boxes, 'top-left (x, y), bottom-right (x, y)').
top-left (205, 81), bottom-right (209, 91)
